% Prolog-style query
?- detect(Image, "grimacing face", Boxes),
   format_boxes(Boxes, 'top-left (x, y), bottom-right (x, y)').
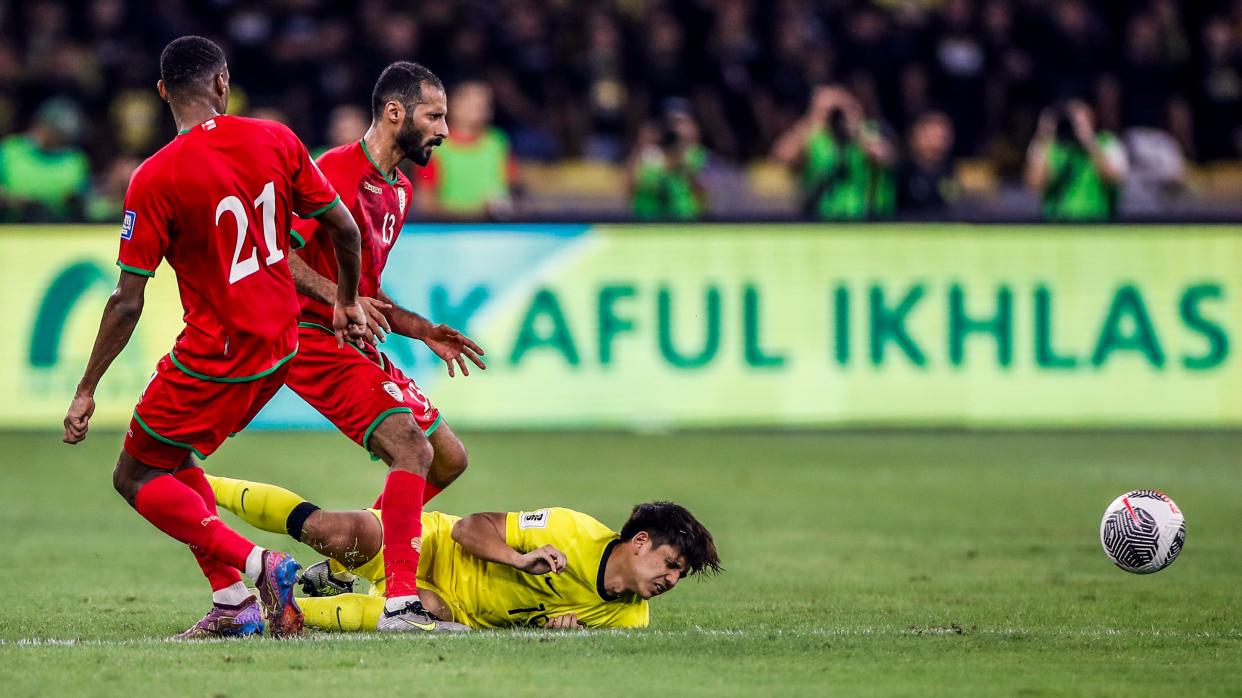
top-left (398, 86), bottom-right (448, 166)
top-left (629, 535), bottom-right (688, 600)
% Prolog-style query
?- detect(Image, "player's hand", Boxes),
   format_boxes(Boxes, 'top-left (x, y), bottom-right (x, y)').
top-left (333, 301), bottom-right (369, 348)
top-left (359, 297), bottom-right (392, 345)
top-left (515, 545), bottom-right (567, 575)
top-left (63, 393), bottom-right (95, 444)
top-left (543, 614), bottom-right (583, 630)
top-left (423, 324), bottom-right (486, 378)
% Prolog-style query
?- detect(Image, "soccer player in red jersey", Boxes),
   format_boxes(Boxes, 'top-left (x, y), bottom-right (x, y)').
top-left (61, 36), bottom-right (368, 639)
top-left (286, 62), bottom-right (485, 632)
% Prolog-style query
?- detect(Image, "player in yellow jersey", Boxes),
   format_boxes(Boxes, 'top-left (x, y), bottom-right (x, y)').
top-left (207, 475), bottom-right (721, 630)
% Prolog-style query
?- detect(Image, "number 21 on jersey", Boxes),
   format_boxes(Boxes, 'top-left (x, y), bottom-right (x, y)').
top-left (217, 181), bottom-right (284, 284)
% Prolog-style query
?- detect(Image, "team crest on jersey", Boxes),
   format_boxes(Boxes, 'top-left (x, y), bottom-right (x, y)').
top-left (397, 187), bottom-right (407, 216)
top-left (519, 509), bottom-right (550, 529)
top-left (363, 181), bottom-right (383, 195)
top-left (382, 381), bottom-right (403, 402)
top-left (120, 210), bottom-right (136, 240)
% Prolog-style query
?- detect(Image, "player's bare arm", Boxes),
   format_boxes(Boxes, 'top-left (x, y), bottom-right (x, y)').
top-left (314, 202), bottom-right (368, 347)
top-left (374, 287), bottom-right (486, 377)
top-left (451, 512), bottom-right (567, 574)
top-left (63, 271), bottom-right (150, 444)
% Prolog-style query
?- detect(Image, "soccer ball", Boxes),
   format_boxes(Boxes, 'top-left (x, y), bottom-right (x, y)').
top-left (1099, 490), bottom-right (1185, 574)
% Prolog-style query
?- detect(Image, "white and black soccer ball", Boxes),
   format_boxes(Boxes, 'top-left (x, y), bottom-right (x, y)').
top-left (1099, 490), bottom-right (1185, 574)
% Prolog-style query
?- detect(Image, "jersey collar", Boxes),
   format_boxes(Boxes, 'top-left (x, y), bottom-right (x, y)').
top-left (596, 538), bottom-right (622, 601)
top-left (359, 138), bottom-right (400, 185)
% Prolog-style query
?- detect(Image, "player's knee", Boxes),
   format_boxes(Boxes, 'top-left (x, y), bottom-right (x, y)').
top-left (111, 456), bottom-right (145, 505)
top-left (390, 432), bottom-right (434, 475)
top-left (437, 440), bottom-right (468, 485)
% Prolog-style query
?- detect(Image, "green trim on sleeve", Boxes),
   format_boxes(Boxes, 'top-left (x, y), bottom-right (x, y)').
top-left (132, 410), bottom-right (207, 459)
top-left (362, 407), bottom-right (414, 457)
top-left (297, 195), bottom-right (341, 220)
top-left (116, 261), bottom-right (156, 277)
top-left (168, 347), bottom-right (298, 383)
top-left (290, 229), bottom-right (307, 249)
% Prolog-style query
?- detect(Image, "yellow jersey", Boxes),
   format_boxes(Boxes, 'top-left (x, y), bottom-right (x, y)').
top-left (352, 507), bottom-right (649, 629)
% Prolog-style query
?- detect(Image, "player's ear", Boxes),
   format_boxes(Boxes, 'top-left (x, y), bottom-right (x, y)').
top-left (632, 531), bottom-right (650, 552)
top-left (214, 70), bottom-right (229, 97)
top-left (156, 80), bottom-right (169, 103)
top-left (386, 100), bottom-right (405, 126)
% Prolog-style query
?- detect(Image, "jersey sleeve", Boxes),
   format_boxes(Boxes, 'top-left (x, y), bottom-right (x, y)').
top-left (116, 163), bottom-right (171, 277)
top-left (285, 128), bottom-right (341, 220)
top-left (290, 149), bottom-right (356, 249)
top-left (505, 508), bottom-right (589, 554)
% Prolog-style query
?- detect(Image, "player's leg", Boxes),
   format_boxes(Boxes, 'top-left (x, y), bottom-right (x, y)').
top-left (165, 456), bottom-right (259, 637)
top-left (367, 414), bottom-right (432, 614)
top-left (370, 420), bottom-right (467, 508)
top-left (123, 361), bottom-right (304, 637)
top-left (211, 473), bottom-right (381, 564)
top-left (300, 587), bottom-right (457, 632)
top-left (427, 421), bottom-right (469, 502)
top-left (112, 448), bottom-right (270, 637)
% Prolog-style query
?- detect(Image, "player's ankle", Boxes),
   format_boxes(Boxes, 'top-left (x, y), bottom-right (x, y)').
top-left (384, 594), bottom-right (419, 612)
top-left (244, 547), bottom-right (265, 580)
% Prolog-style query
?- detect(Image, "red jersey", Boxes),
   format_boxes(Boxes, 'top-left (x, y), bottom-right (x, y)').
top-left (292, 139), bottom-right (412, 326)
top-left (118, 115), bottom-right (341, 380)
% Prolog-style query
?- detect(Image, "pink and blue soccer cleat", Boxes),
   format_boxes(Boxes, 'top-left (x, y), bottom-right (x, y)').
top-left (175, 596), bottom-right (264, 639)
top-left (255, 550), bottom-right (304, 638)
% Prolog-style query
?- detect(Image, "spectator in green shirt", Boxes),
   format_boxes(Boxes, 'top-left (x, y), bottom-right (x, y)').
top-left (627, 99), bottom-right (710, 221)
top-left (0, 98), bottom-right (90, 222)
top-left (772, 86), bottom-right (896, 221)
top-left (413, 81), bottom-right (519, 220)
top-left (1025, 100), bottom-right (1128, 221)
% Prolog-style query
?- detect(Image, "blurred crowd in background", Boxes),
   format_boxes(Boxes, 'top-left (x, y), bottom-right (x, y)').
top-left (1, 0), bottom-right (1241, 223)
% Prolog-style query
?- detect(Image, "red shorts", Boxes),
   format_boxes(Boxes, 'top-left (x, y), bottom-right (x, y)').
top-left (285, 323), bottom-right (441, 455)
top-left (124, 354), bottom-right (288, 469)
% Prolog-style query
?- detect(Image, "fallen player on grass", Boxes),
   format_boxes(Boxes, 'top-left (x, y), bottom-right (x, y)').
top-left (208, 475), bottom-right (721, 632)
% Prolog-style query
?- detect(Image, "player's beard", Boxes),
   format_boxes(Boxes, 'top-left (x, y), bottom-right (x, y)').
top-left (399, 121), bottom-right (441, 166)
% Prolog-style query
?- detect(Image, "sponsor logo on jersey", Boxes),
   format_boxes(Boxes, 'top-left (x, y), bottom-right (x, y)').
top-left (204, 119), bottom-right (217, 131)
top-left (397, 187), bottom-right (407, 216)
top-left (121, 210), bottom-right (136, 240)
top-left (382, 381), bottom-right (403, 402)
top-left (410, 536), bottom-right (422, 553)
top-left (363, 181), bottom-right (383, 195)
top-left (200, 515), bottom-right (220, 527)
top-left (519, 509), bottom-right (550, 529)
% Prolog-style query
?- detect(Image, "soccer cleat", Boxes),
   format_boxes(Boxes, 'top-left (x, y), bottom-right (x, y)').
top-left (376, 599), bottom-right (471, 633)
top-left (174, 596), bottom-right (264, 640)
top-left (299, 560), bottom-right (355, 597)
top-left (255, 550), bottom-right (304, 638)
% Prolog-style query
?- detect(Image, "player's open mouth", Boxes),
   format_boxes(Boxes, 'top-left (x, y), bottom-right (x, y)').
top-left (653, 583), bottom-right (666, 595)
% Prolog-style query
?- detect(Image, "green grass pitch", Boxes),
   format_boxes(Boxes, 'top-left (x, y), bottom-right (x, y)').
top-left (1, 430), bottom-right (1239, 696)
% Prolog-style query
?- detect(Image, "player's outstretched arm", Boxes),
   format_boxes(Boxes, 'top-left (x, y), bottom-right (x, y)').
top-left (451, 512), bottom-right (566, 575)
top-left (63, 272), bottom-right (149, 444)
top-left (314, 203), bottom-right (367, 346)
top-left (376, 288), bottom-right (486, 377)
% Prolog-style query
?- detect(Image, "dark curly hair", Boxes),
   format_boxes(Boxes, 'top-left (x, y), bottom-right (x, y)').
top-left (371, 61), bottom-right (444, 117)
top-left (159, 36), bottom-right (226, 96)
top-left (620, 502), bottom-right (722, 577)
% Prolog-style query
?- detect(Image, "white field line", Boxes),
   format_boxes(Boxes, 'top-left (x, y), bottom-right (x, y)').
top-left (3, 626), bottom-right (1240, 648)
